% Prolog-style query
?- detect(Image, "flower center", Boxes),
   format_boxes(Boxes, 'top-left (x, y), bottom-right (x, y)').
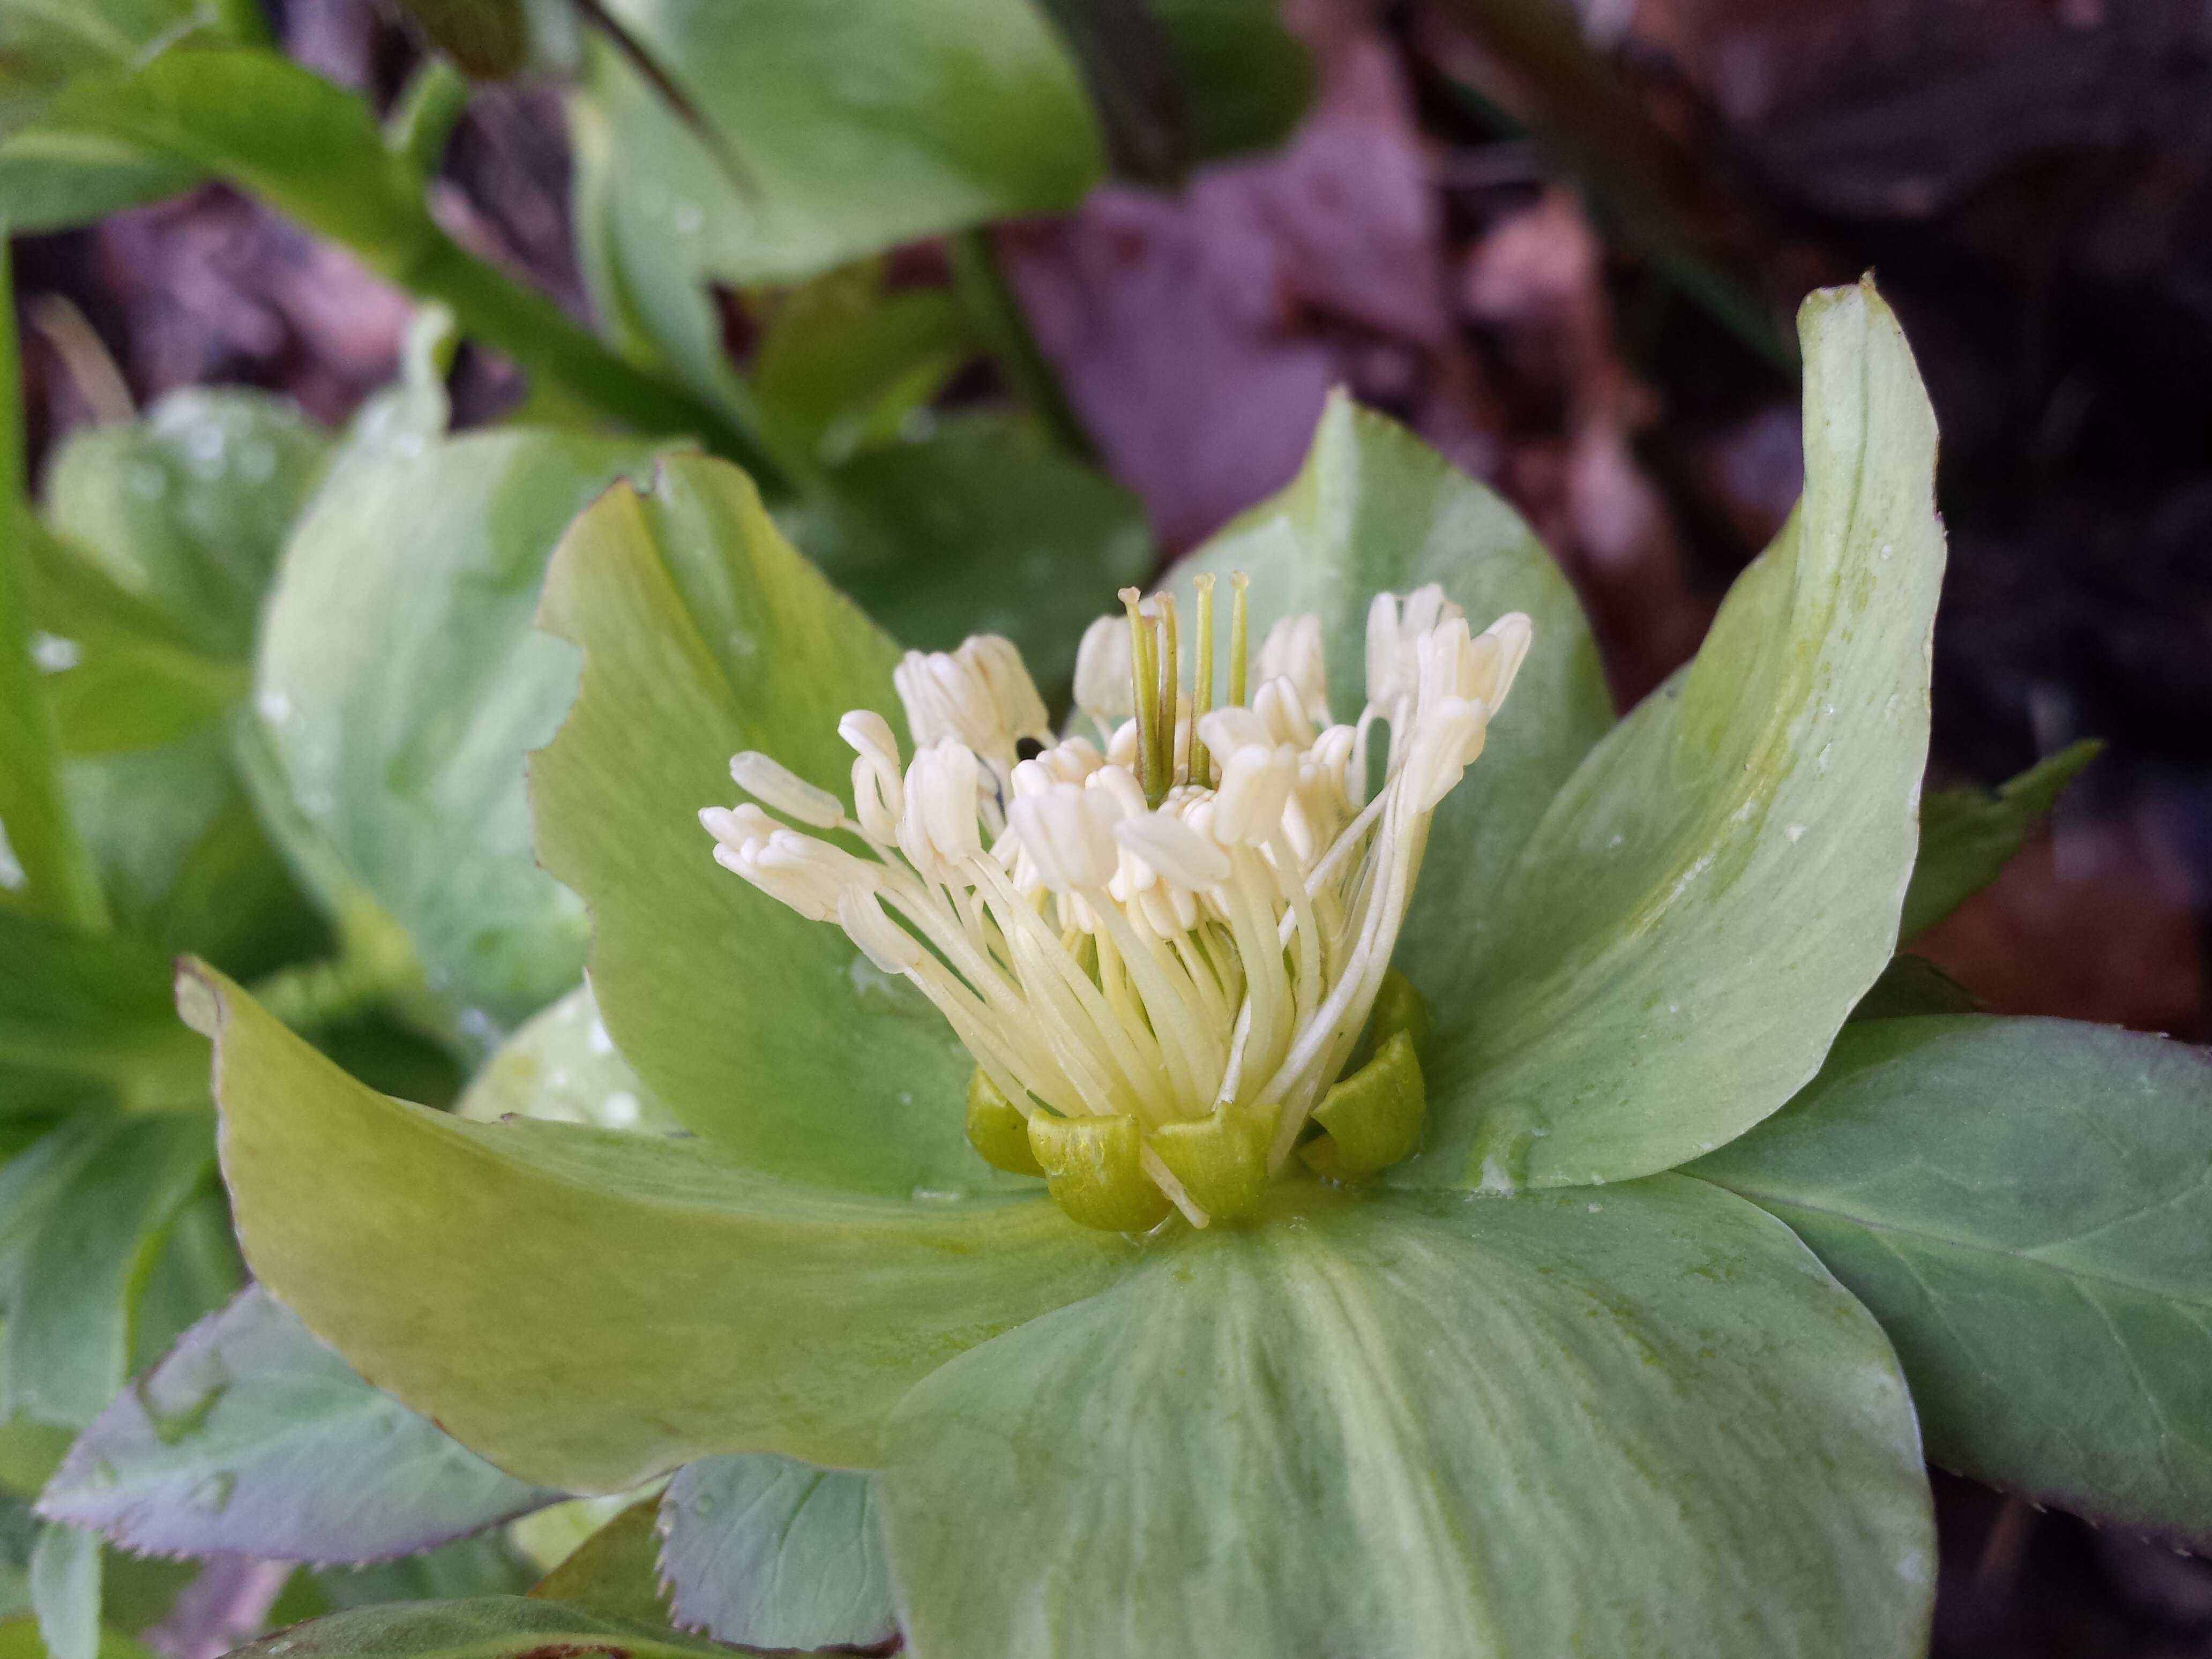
top-left (700, 578), bottom-right (1530, 1233)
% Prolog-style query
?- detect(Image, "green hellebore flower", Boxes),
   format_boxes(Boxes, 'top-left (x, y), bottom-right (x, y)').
top-left (185, 279), bottom-right (1946, 1657)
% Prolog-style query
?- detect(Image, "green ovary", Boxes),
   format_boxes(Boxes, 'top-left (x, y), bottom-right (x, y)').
top-left (966, 973), bottom-right (1433, 1233)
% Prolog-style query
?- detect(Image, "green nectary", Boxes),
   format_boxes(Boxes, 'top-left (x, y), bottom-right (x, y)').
top-left (193, 280), bottom-right (1990, 1657)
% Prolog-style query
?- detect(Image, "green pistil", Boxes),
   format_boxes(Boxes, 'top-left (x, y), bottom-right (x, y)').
top-left (1190, 574), bottom-right (1216, 787)
top-left (1120, 587), bottom-right (1160, 805)
top-left (1227, 572), bottom-right (1249, 707)
top-left (1153, 592), bottom-right (1179, 805)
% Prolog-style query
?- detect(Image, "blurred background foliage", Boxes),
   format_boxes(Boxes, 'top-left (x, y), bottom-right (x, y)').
top-left (0, 0), bottom-right (2207, 1656)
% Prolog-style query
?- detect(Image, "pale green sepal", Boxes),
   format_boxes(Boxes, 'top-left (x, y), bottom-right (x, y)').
top-left (1418, 279), bottom-right (1945, 1190)
top-left (1848, 953), bottom-right (1976, 1022)
top-left (1690, 1014), bottom-right (2212, 1550)
top-left (529, 453), bottom-right (994, 1197)
top-left (1303, 1029), bottom-right (1423, 1178)
top-left (879, 1179), bottom-right (1933, 1659)
top-left (184, 962), bottom-right (1136, 1492)
top-left (1025, 1115), bottom-right (1169, 1234)
top-left (1171, 394), bottom-right (1612, 1027)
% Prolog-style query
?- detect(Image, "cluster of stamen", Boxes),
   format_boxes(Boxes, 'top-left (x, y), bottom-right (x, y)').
top-left (700, 576), bottom-right (1529, 1232)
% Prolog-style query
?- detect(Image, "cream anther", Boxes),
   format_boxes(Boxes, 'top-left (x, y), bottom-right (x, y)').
top-left (1211, 743), bottom-right (1298, 845)
top-left (729, 752), bottom-right (843, 829)
top-left (893, 635), bottom-right (1051, 769)
top-left (1010, 783), bottom-right (1118, 893)
top-left (1256, 613), bottom-right (1330, 726)
top-left (1364, 582), bottom-right (1464, 709)
top-left (1073, 615), bottom-right (1133, 731)
top-left (1115, 811), bottom-right (1231, 891)
top-left (898, 741), bottom-right (984, 875)
top-left (1404, 697), bottom-right (1490, 811)
top-left (1254, 676), bottom-right (1317, 749)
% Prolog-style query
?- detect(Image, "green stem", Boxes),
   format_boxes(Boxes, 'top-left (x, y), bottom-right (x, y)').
top-left (0, 230), bottom-right (108, 930)
top-left (397, 232), bottom-right (795, 494)
top-left (947, 227), bottom-right (1096, 462)
top-left (386, 55), bottom-right (473, 178)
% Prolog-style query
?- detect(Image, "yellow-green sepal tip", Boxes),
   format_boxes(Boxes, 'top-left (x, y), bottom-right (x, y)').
top-left (965, 1069), bottom-right (1045, 1178)
top-left (1303, 1029), bottom-right (1426, 1180)
top-left (1027, 1112), bottom-right (1170, 1233)
top-left (1149, 1100), bottom-right (1275, 1222)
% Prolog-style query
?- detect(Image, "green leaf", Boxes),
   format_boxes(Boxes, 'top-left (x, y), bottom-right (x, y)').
top-left (0, 0), bottom-right (256, 134)
top-left (1847, 952), bottom-right (1976, 1022)
top-left (1418, 279), bottom-right (1945, 1190)
top-left (879, 1179), bottom-right (1933, 1659)
top-left (39, 1286), bottom-right (559, 1562)
top-left (0, 127), bottom-right (200, 235)
top-left (526, 1499), bottom-right (669, 1625)
top-left (3, 47), bottom-right (780, 473)
top-left (750, 267), bottom-right (972, 469)
top-left (223, 1598), bottom-right (798, 1659)
top-left (20, 48), bottom-right (431, 263)
top-left (24, 523), bottom-right (244, 756)
top-left (258, 431), bottom-right (664, 1033)
top-left (322, 306), bottom-right (456, 483)
top-left (990, 0), bottom-right (1307, 183)
top-left (122, 1187), bottom-right (240, 1373)
top-left (2, 1114), bottom-right (213, 1428)
top-left (64, 726), bottom-right (328, 981)
top-left (43, 388), bottom-right (330, 662)
top-left (659, 1456), bottom-right (894, 1651)
top-left (531, 453), bottom-right (983, 1194)
top-left (25, 1525), bottom-right (93, 1659)
top-left (1146, 0), bottom-right (1312, 161)
top-left (390, 0), bottom-right (527, 79)
top-left (1172, 391), bottom-right (1615, 1025)
top-left (0, 1124), bottom-right (103, 1307)
top-left (455, 985), bottom-right (677, 1134)
top-left (0, 238), bottom-right (103, 931)
top-left (570, 0), bottom-right (1101, 309)
top-left (1690, 1014), bottom-right (2212, 1550)
top-left (188, 962), bottom-right (1135, 1491)
top-left (309, 1537), bottom-right (536, 1613)
top-left (0, 910), bottom-right (206, 1107)
top-left (1901, 739), bottom-right (2099, 939)
top-left (0, 1615), bottom-right (154, 1659)
top-left (789, 413), bottom-right (1155, 698)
